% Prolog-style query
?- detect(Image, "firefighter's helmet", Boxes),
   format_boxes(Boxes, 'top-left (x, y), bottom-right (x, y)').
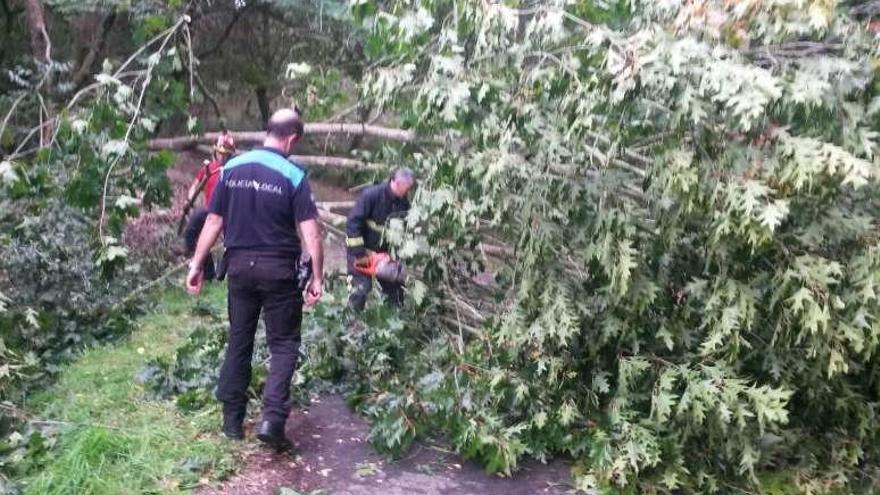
top-left (213, 132), bottom-right (236, 156)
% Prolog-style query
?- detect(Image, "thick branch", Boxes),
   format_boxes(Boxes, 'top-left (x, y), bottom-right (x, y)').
top-left (196, 4), bottom-right (252, 59)
top-left (148, 123), bottom-right (418, 150)
top-left (584, 130), bottom-right (652, 169)
top-left (746, 41), bottom-right (843, 68)
top-left (253, 3), bottom-right (335, 44)
top-left (72, 11), bottom-right (117, 88)
top-left (317, 208), bottom-right (346, 227)
top-left (193, 70), bottom-right (223, 121)
top-left (317, 208), bottom-right (347, 240)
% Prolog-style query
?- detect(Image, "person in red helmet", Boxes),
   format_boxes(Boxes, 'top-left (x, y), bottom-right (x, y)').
top-left (183, 131), bottom-right (236, 280)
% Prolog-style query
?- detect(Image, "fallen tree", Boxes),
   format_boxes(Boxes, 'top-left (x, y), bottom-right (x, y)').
top-left (148, 123), bottom-right (418, 150)
top-left (309, 2), bottom-right (880, 494)
top-left (192, 144), bottom-right (383, 171)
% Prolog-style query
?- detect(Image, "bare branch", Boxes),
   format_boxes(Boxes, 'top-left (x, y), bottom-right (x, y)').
top-left (0, 92), bottom-right (27, 147)
top-left (196, 3), bottom-right (253, 59)
top-left (438, 315), bottom-right (484, 337)
top-left (98, 15), bottom-right (188, 245)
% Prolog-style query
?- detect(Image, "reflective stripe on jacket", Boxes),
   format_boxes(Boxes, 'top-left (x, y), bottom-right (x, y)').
top-left (345, 182), bottom-right (410, 257)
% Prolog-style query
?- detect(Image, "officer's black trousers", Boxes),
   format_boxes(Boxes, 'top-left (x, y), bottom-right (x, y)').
top-left (216, 273), bottom-right (302, 425)
top-left (346, 252), bottom-right (403, 312)
top-left (183, 208), bottom-right (216, 280)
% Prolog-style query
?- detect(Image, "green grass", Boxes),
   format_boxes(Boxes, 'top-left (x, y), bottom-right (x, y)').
top-left (21, 283), bottom-right (239, 495)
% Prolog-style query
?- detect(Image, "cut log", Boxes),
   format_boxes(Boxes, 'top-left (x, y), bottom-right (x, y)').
top-left (192, 144), bottom-right (382, 170)
top-left (317, 208), bottom-right (347, 239)
top-left (291, 155), bottom-right (382, 171)
top-left (479, 243), bottom-right (515, 259)
top-left (148, 123), bottom-right (418, 150)
top-left (317, 208), bottom-right (346, 226)
top-left (316, 201), bottom-right (355, 210)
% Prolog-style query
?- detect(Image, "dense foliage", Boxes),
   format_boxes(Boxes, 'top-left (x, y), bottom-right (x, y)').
top-left (341, 0), bottom-right (880, 493)
top-left (0, 3), bottom-right (193, 488)
top-left (137, 305), bottom-right (270, 413)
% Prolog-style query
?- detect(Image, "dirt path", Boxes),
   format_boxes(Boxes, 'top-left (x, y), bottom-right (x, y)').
top-left (199, 394), bottom-right (574, 495)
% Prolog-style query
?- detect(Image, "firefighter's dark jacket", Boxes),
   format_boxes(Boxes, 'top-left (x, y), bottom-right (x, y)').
top-left (346, 182), bottom-right (410, 258)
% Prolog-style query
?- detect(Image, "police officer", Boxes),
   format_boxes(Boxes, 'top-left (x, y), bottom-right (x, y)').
top-left (345, 168), bottom-right (415, 312)
top-left (186, 108), bottom-right (323, 452)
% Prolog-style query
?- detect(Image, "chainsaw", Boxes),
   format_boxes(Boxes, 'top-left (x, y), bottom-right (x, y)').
top-left (353, 252), bottom-right (407, 285)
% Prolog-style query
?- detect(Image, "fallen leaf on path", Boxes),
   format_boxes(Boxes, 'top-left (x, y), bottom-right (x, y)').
top-left (355, 461), bottom-right (381, 478)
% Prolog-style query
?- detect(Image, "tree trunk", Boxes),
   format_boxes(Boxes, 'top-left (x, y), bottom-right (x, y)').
top-left (20, 0), bottom-right (49, 63)
top-left (0, 0), bottom-right (21, 63)
top-left (255, 86), bottom-right (270, 125)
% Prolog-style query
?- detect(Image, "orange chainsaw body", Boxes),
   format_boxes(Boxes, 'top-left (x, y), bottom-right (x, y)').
top-left (354, 252), bottom-right (407, 285)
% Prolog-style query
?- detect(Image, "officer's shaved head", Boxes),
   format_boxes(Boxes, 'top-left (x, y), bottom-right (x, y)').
top-left (264, 107), bottom-right (305, 154)
top-left (266, 107), bottom-right (304, 139)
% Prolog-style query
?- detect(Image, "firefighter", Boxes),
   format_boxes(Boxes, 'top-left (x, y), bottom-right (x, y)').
top-left (183, 131), bottom-right (236, 280)
top-left (345, 168), bottom-right (416, 312)
top-left (185, 108), bottom-right (324, 451)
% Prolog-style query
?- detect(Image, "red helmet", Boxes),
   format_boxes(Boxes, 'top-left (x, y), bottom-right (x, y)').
top-left (213, 132), bottom-right (236, 156)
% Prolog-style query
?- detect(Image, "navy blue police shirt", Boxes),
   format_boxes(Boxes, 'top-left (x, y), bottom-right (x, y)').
top-left (209, 147), bottom-right (318, 256)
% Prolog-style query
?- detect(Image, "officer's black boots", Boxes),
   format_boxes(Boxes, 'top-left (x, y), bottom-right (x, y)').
top-left (257, 420), bottom-right (292, 452)
top-left (222, 408), bottom-right (245, 440)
